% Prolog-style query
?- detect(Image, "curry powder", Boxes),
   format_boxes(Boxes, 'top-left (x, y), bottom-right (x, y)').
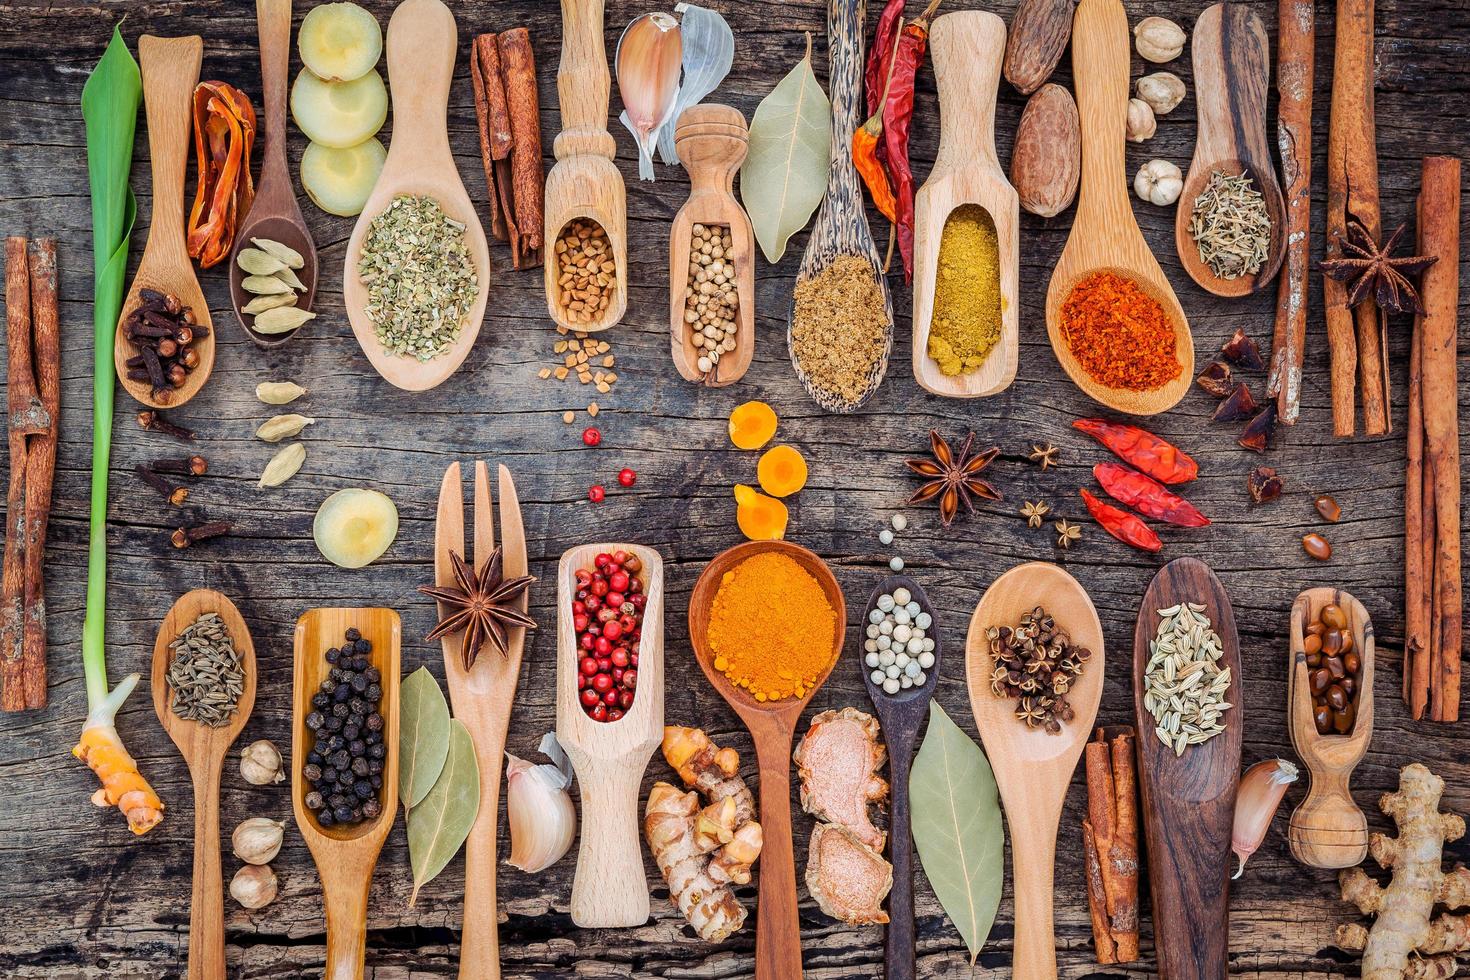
top-left (927, 204), bottom-right (1003, 376)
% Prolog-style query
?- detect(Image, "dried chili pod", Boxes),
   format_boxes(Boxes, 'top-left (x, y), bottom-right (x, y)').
top-left (1094, 463), bottom-right (1209, 527)
top-left (1072, 418), bottom-right (1198, 484)
top-left (1220, 328), bottom-right (1265, 371)
top-left (1237, 404), bottom-right (1279, 453)
top-left (1247, 466), bottom-right (1283, 504)
top-left (1212, 383), bottom-right (1259, 423)
top-left (1080, 489), bottom-right (1162, 553)
top-left (1195, 360), bottom-right (1233, 397)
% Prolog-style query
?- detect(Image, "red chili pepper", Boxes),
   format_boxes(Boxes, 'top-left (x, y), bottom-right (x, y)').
top-left (865, 0), bottom-right (905, 123)
top-left (1094, 463), bottom-right (1210, 528)
top-left (1072, 418), bottom-right (1199, 484)
top-left (1080, 489), bottom-right (1162, 553)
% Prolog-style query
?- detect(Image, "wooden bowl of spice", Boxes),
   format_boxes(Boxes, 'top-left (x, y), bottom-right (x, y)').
top-left (689, 540), bottom-right (845, 978)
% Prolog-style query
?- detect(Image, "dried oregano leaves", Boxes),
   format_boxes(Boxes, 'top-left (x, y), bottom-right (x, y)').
top-left (256, 381), bottom-right (306, 405)
top-left (259, 443), bottom-right (306, 488)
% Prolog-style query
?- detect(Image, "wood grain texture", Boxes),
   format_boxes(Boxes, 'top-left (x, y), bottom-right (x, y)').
top-left (967, 561), bottom-right (1104, 980)
top-left (911, 11), bottom-right (1020, 399)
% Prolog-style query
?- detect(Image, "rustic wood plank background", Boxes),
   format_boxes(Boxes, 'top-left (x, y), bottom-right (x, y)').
top-left (2, 0), bottom-right (1467, 976)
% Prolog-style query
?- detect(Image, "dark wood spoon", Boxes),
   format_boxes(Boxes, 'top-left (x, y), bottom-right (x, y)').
top-left (230, 0), bottom-right (318, 348)
top-left (859, 574), bottom-right (940, 980)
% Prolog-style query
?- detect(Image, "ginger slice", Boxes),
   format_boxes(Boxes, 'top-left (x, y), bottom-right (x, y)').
top-left (806, 823), bottom-right (893, 925)
top-left (794, 707), bottom-right (889, 850)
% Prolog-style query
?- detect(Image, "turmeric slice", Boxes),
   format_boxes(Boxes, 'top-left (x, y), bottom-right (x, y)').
top-left (757, 445), bottom-right (808, 497)
top-left (734, 484), bottom-right (788, 541)
top-left (728, 400), bottom-right (778, 450)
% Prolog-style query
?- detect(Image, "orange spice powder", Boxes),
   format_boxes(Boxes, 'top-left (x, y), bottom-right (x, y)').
top-left (707, 552), bottom-right (836, 702)
top-left (1060, 272), bottom-right (1182, 391)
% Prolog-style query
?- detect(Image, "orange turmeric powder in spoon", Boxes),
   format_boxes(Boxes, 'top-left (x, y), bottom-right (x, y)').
top-left (707, 552), bottom-right (837, 702)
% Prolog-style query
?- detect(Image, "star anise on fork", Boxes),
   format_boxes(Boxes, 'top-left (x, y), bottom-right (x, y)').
top-left (1319, 221), bottom-right (1438, 315)
top-left (420, 547), bottom-right (536, 670)
top-left (905, 430), bottom-right (1002, 527)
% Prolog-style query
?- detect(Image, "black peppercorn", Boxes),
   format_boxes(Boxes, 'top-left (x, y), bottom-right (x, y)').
top-left (366, 684), bottom-right (382, 701)
top-left (369, 743), bottom-right (386, 759)
top-left (345, 627), bottom-right (361, 642)
top-left (365, 667), bottom-right (381, 684)
top-left (318, 811), bottom-right (334, 827)
top-left (354, 780), bottom-right (374, 799)
top-left (365, 713), bottom-right (384, 732)
top-left (324, 715), bottom-right (344, 732)
top-left (351, 756), bottom-right (370, 777)
top-left (305, 711), bottom-right (324, 731)
top-left (370, 774), bottom-right (382, 789)
top-left (303, 763), bottom-right (322, 782)
top-left (353, 639), bottom-right (371, 654)
top-left (329, 749), bottom-right (349, 770)
top-left (307, 749), bottom-right (323, 766)
top-left (363, 799), bottom-right (380, 819)
top-left (312, 692), bottom-right (329, 709)
top-left (349, 697), bottom-right (367, 715)
top-left (332, 701), bottom-right (350, 719)
top-left (342, 725), bottom-right (361, 742)
top-left (321, 766), bottom-right (338, 784)
top-left (333, 805), bottom-right (354, 823)
top-left (351, 674), bottom-right (368, 693)
top-left (326, 647), bottom-right (340, 664)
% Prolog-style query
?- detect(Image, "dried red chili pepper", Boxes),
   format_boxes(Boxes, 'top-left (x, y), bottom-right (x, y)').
top-left (1080, 489), bottom-right (1162, 553)
top-left (1094, 463), bottom-right (1209, 528)
top-left (865, 0), bottom-right (905, 122)
top-left (1072, 418), bottom-right (1199, 484)
top-left (854, 27), bottom-right (903, 227)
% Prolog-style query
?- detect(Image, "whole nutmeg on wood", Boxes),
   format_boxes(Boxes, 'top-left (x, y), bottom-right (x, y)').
top-left (1003, 0), bottom-right (1076, 95)
top-left (1136, 71), bottom-right (1186, 115)
top-left (1134, 16), bottom-right (1186, 63)
top-left (1010, 83), bottom-right (1081, 218)
top-left (1126, 99), bottom-right (1156, 143)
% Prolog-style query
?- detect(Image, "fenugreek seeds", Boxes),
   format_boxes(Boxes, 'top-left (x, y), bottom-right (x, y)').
top-left (1142, 602), bottom-right (1233, 756)
top-left (790, 254), bottom-right (888, 407)
top-left (553, 218), bottom-right (616, 325)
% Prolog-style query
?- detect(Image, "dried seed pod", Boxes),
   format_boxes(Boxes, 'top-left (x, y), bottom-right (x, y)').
top-left (1126, 98), bottom-right (1156, 142)
top-left (242, 292), bottom-right (298, 315)
top-left (1196, 361), bottom-right (1233, 397)
top-left (253, 306), bottom-right (318, 334)
top-left (232, 817), bottom-right (288, 865)
top-left (259, 442), bottom-right (307, 488)
top-left (230, 864), bottom-right (278, 909)
top-left (1134, 16), bottom-right (1186, 62)
top-left (273, 266), bottom-right (307, 291)
top-left (256, 381), bottom-right (306, 405)
top-left (252, 237), bottom-right (306, 269)
top-left (236, 248), bottom-right (289, 276)
top-left (241, 274), bottom-right (296, 296)
top-left (1247, 466), bottom-right (1283, 504)
top-left (256, 413), bottom-right (316, 443)
top-left (1136, 71), bottom-right (1186, 115)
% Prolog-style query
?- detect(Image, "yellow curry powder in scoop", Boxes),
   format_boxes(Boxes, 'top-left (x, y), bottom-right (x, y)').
top-left (707, 551), bottom-right (836, 702)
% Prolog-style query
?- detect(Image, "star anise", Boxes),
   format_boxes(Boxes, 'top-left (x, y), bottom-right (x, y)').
top-left (1028, 443), bottom-right (1060, 469)
top-left (420, 548), bottom-right (536, 670)
top-left (1319, 221), bottom-right (1438, 316)
top-left (905, 430), bottom-right (1001, 527)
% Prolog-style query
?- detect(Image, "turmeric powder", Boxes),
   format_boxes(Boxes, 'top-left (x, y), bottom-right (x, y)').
top-left (706, 552), bottom-right (837, 701)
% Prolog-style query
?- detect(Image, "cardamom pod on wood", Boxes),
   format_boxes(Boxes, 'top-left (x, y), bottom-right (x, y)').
top-left (256, 414), bottom-right (315, 443)
top-left (258, 443), bottom-right (307, 488)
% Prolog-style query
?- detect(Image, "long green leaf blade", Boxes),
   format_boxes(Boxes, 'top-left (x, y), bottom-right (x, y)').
top-left (408, 718), bottom-right (480, 905)
top-left (399, 667), bottom-right (452, 810)
top-left (910, 701), bottom-right (1005, 966)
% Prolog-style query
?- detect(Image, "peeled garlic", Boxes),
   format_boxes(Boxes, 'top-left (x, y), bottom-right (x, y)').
top-left (240, 738), bottom-right (286, 784)
top-left (1134, 158), bottom-right (1183, 207)
top-left (1231, 758), bottom-right (1298, 878)
top-left (230, 863), bottom-right (278, 909)
top-left (505, 733), bottom-right (576, 874)
top-left (232, 817), bottom-right (287, 865)
top-left (1126, 98), bottom-right (1156, 143)
top-left (616, 11), bottom-right (682, 181)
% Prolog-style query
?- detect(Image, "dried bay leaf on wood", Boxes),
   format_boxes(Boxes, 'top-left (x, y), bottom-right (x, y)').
top-left (399, 666), bottom-right (450, 810)
top-left (909, 701), bottom-right (1004, 966)
top-left (740, 33), bottom-right (832, 263)
top-left (408, 718), bottom-right (480, 905)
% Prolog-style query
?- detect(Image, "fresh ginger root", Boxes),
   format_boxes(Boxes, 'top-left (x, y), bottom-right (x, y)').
top-left (647, 727), bottom-right (763, 942)
top-left (1335, 764), bottom-right (1470, 979)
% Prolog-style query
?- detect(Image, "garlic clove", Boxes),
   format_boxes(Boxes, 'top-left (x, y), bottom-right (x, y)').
top-left (616, 11), bottom-right (683, 181)
top-left (240, 739), bottom-right (286, 785)
top-left (230, 863), bottom-right (278, 909)
top-left (505, 751), bottom-right (577, 874)
top-left (1231, 758), bottom-right (1299, 878)
top-left (232, 816), bottom-right (288, 865)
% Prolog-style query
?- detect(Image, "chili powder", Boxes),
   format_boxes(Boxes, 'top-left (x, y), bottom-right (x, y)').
top-left (1060, 271), bottom-right (1181, 391)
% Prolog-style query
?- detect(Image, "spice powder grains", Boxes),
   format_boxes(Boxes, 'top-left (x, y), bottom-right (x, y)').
top-left (706, 552), bottom-right (837, 702)
top-left (1060, 271), bottom-right (1181, 392)
top-left (791, 255), bottom-right (889, 406)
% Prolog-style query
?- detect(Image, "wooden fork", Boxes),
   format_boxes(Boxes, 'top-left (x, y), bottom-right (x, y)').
top-left (433, 461), bottom-right (531, 980)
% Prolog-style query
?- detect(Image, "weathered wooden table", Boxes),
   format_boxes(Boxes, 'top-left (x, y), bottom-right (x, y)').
top-left (2, 0), bottom-right (1467, 976)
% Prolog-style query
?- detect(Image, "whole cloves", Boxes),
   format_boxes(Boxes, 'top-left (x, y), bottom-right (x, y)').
top-left (172, 520), bottom-right (232, 549)
top-left (151, 455), bottom-right (208, 477)
top-left (122, 288), bottom-right (204, 403)
top-left (135, 463), bottom-right (188, 506)
top-left (138, 410), bottom-right (195, 440)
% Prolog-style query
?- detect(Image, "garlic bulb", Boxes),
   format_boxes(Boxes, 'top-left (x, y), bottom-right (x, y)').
top-left (617, 12), bottom-right (683, 181)
top-left (240, 739), bottom-right (285, 785)
top-left (1126, 99), bottom-right (1156, 143)
top-left (230, 863), bottom-right (278, 909)
top-left (1134, 159), bottom-right (1183, 206)
top-left (1231, 758), bottom-right (1299, 878)
top-left (232, 817), bottom-right (287, 865)
top-left (505, 733), bottom-right (576, 874)
top-left (1136, 72), bottom-right (1186, 115)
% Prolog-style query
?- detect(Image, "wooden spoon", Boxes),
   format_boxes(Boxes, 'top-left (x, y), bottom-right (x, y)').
top-left (292, 608), bottom-right (401, 980)
top-left (555, 544), bottom-right (664, 927)
top-left (114, 35), bottom-right (215, 410)
top-left (543, 0), bottom-right (628, 332)
top-left (1132, 557), bottom-right (1241, 980)
top-left (689, 540), bottom-right (846, 980)
top-left (1045, 0), bottom-right (1193, 417)
top-left (965, 562), bottom-right (1104, 980)
top-left (788, 0), bottom-right (894, 414)
top-left (342, 0), bottom-right (490, 392)
top-left (1286, 587), bottom-right (1373, 869)
top-left (911, 11), bottom-right (1019, 399)
top-left (669, 104), bottom-right (755, 387)
top-left (1173, 3), bottom-right (1287, 297)
top-left (860, 574), bottom-right (940, 980)
top-left (229, 0), bottom-right (319, 348)
top-left (151, 589), bottom-right (257, 980)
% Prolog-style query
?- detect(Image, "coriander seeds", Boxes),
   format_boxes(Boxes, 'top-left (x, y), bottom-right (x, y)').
top-left (684, 223), bottom-right (739, 377)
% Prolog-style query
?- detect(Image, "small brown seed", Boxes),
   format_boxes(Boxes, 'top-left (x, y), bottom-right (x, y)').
top-left (1302, 532), bottom-right (1332, 561)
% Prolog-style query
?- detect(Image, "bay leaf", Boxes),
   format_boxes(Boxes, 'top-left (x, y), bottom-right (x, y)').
top-left (909, 701), bottom-right (1005, 966)
top-left (739, 32), bottom-right (832, 263)
top-left (398, 666), bottom-right (450, 810)
top-left (408, 718), bottom-right (480, 906)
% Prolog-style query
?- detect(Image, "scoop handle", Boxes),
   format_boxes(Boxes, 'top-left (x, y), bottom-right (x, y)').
top-left (385, 0), bottom-right (457, 163)
top-left (568, 759), bottom-right (651, 927)
top-left (930, 11), bottom-right (1007, 175)
top-left (884, 742), bottom-right (917, 980)
top-left (1009, 806), bottom-right (1060, 980)
top-left (555, 0), bottom-right (616, 160)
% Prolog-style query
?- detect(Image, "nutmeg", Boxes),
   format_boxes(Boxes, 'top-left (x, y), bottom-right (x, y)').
top-left (1009, 83), bottom-right (1081, 218)
top-left (1003, 0), bottom-right (1076, 95)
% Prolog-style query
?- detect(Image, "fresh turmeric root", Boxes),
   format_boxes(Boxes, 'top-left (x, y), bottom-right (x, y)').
top-left (647, 727), bottom-right (763, 942)
top-left (1335, 764), bottom-right (1470, 979)
top-left (72, 675), bottom-right (164, 834)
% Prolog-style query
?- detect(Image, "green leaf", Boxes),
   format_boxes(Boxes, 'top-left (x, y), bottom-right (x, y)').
top-left (740, 32), bottom-right (832, 263)
top-left (398, 667), bottom-right (450, 810)
top-left (910, 701), bottom-right (1005, 966)
top-left (407, 718), bottom-right (480, 906)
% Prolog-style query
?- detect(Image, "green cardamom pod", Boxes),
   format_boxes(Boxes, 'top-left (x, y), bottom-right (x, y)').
top-left (236, 248), bottom-right (288, 276)
top-left (252, 306), bottom-right (317, 334)
top-left (241, 274), bottom-right (295, 296)
top-left (256, 413), bottom-right (315, 443)
top-left (256, 381), bottom-right (306, 405)
top-left (273, 266), bottom-right (307, 292)
top-left (258, 443), bottom-right (306, 488)
top-left (251, 237), bottom-right (305, 269)
top-left (242, 292), bottom-right (297, 315)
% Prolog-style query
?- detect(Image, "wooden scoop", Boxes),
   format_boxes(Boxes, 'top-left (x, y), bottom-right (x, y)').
top-left (669, 104), bottom-right (755, 387)
top-left (788, 0), bottom-right (894, 414)
top-left (543, 0), bottom-right (628, 332)
top-left (151, 589), bottom-right (257, 980)
top-left (689, 540), bottom-right (846, 980)
top-left (229, 0), bottom-right (318, 348)
top-left (1132, 558), bottom-right (1241, 980)
top-left (966, 562), bottom-right (1104, 980)
top-left (114, 35), bottom-right (215, 410)
top-left (555, 544), bottom-right (664, 927)
top-left (292, 608), bottom-right (401, 980)
top-left (1045, 0), bottom-right (1193, 417)
top-left (342, 0), bottom-right (490, 391)
top-left (911, 11), bottom-right (1019, 399)
top-left (1173, 3), bottom-right (1287, 297)
top-left (860, 574), bottom-right (940, 980)
top-left (1286, 587), bottom-right (1373, 869)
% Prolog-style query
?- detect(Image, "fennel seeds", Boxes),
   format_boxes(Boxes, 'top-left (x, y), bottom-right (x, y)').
top-left (168, 612), bottom-right (244, 726)
top-left (358, 195), bottom-right (477, 361)
top-left (1188, 171), bottom-right (1271, 280)
top-left (1143, 602), bottom-right (1233, 756)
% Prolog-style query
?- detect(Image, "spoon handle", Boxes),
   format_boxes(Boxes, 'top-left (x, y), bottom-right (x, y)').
top-left (186, 755), bottom-right (226, 980)
top-left (138, 36), bottom-right (202, 263)
top-left (752, 727), bottom-right (803, 980)
top-left (884, 741), bottom-right (917, 980)
top-left (554, 0), bottom-right (616, 161)
top-left (1008, 810), bottom-right (1061, 980)
top-left (384, 0), bottom-right (457, 164)
top-left (255, 0), bottom-right (292, 191)
top-left (1070, 0), bottom-right (1129, 225)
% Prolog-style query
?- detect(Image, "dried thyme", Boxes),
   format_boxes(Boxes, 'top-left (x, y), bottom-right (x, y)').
top-left (357, 195), bottom-right (477, 361)
top-left (790, 254), bottom-right (888, 407)
top-left (167, 612), bottom-right (244, 726)
top-left (1188, 171), bottom-right (1271, 280)
top-left (1142, 602), bottom-right (1232, 756)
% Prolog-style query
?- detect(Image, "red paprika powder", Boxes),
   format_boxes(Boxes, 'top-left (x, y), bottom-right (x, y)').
top-left (1060, 271), bottom-right (1181, 391)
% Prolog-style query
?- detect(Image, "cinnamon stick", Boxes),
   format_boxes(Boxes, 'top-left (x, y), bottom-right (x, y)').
top-left (1082, 726), bottom-right (1139, 963)
top-left (20, 239), bottom-right (58, 710)
top-left (1268, 0), bottom-right (1313, 425)
top-left (1405, 286), bottom-right (1428, 715)
top-left (471, 34), bottom-right (514, 243)
top-left (498, 28), bottom-right (545, 269)
top-left (2, 237), bottom-right (34, 711)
